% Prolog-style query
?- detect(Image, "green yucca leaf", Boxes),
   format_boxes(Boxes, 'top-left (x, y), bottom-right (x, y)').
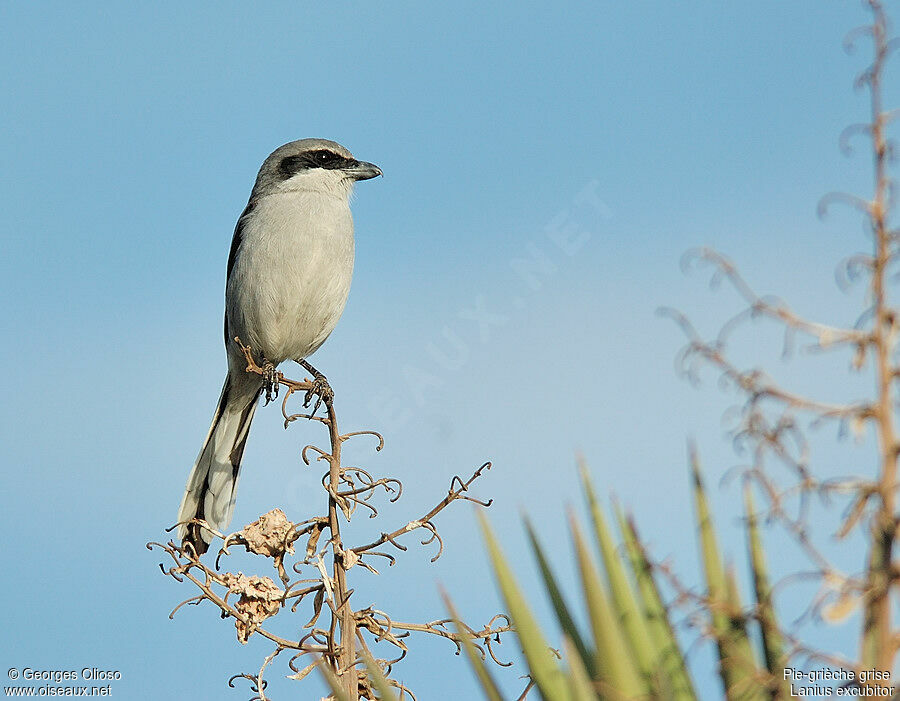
top-left (743, 485), bottom-right (789, 699)
top-left (570, 513), bottom-right (646, 697)
top-left (861, 535), bottom-right (889, 670)
top-left (361, 650), bottom-right (402, 701)
top-left (317, 659), bottom-right (354, 701)
top-left (690, 449), bottom-right (765, 701)
top-left (724, 563), bottom-right (763, 669)
top-left (615, 505), bottom-right (698, 701)
top-left (579, 465), bottom-right (656, 689)
top-left (478, 510), bottom-right (572, 701)
top-left (562, 635), bottom-right (600, 701)
top-left (723, 565), bottom-right (769, 701)
top-left (442, 590), bottom-right (505, 701)
top-left (524, 516), bottom-right (595, 678)
top-left (723, 563), bottom-right (743, 610)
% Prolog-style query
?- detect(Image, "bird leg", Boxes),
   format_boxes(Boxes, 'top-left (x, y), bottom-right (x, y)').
top-left (298, 359), bottom-right (333, 417)
top-left (261, 359), bottom-right (280, 405)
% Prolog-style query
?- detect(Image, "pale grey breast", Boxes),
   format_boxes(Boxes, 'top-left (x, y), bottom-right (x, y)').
top-left (225, 189), bottom-right (355, 365)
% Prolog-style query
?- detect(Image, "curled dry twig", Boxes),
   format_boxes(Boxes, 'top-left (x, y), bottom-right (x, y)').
top-left (151, 339), bottom-right (512, 700)
top-left (659, 1), bottom-right (900, 688)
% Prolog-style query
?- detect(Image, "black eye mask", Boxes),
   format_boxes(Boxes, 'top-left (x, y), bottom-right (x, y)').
top-left (278, 150), bottom-right (353, 179)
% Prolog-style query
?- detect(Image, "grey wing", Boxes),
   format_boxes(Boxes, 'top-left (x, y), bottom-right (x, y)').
top-left (224, 200), bottom-right (255, 346)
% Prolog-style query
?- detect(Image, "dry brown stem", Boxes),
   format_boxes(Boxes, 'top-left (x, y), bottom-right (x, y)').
top-left (661, 0), bottom-right (899, 688)
top-left (149, 339), bottom-right (514, 699)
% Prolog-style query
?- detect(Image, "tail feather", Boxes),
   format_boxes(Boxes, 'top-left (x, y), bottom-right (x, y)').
top-left (177, 375), bottom-right (259, 554)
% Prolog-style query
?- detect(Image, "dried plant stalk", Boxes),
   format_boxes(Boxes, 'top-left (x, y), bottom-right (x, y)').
top-left (661, 0), bottom-right (899, 691)
top-left (150, 340), bottom-right (515, 700)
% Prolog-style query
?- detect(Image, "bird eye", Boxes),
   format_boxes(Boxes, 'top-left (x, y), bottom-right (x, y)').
top-left (316, 151), bottom-right (332, 163)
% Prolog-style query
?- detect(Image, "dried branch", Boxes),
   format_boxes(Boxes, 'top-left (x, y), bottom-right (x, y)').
top-left (352, 461), bottom-right (493, 562)
top-left (151, 340), bottom-right (512, 700)
top-left (682, 247), bottom-right (869, 352)
top-left (661, 0), bottom-right (900, 688)
top-left (662, 307), bottom-right (871, 422)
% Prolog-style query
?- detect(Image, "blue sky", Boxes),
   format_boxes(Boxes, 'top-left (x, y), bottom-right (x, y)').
top-left (1, 1), bottom-right (897, 698)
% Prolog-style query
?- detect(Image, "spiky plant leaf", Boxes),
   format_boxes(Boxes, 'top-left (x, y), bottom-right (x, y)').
top-left (361, 650), bottom-right (402, 701)
top-left (691, 450), bottom-right (765, 701)
top-left (580, 465), bottom-right (656, 687)
top-left (861, 533), bottom-right (889, 670)
top-left (478, 511), bottom-right (572, 701)
top-left (562, 636), bottom-right (599, 701)
top-left (570, 514), bottom-right (647, 697)
top-left (442, 591), bottom-right (505, 701)
top-left (317, 659), bottom-right (354, 701)
top-left (615, 506), bottom-right (698, 701)
top-left (724, 564), bottom-right (768, 700)
top-left (743, 485), bottom-right (789, 699)
top-left (525, 516), bottom-right (595, 677)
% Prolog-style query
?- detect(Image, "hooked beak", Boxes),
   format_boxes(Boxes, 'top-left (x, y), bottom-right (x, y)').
top-left (345, 160), bottom-right (382, 181)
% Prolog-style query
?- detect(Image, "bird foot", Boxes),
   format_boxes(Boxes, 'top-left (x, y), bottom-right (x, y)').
top-left (262, 361), bottom-right (280, 405)
top-left (303, 373), bottom-right (333, 418)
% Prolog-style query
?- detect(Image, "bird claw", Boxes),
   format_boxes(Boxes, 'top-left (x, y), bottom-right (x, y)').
top-left (303, 374), bottom-right (333, 417)
top-left (262, 361), bottom-right (280, 405)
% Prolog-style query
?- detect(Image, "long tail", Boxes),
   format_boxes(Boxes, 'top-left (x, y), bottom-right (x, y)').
top-left (177, 373), bottom-right (260, 554)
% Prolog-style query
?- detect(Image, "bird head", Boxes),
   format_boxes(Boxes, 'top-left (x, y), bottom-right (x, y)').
top-left (251, 138), bottom-right (381, 200)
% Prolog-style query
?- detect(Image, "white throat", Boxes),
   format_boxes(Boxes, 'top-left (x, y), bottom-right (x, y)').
top-left (273, 168), bottom-right (354, 201)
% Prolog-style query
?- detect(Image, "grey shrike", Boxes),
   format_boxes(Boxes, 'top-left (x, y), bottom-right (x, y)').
top-left (176, 138), bottom-right (381, 554)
